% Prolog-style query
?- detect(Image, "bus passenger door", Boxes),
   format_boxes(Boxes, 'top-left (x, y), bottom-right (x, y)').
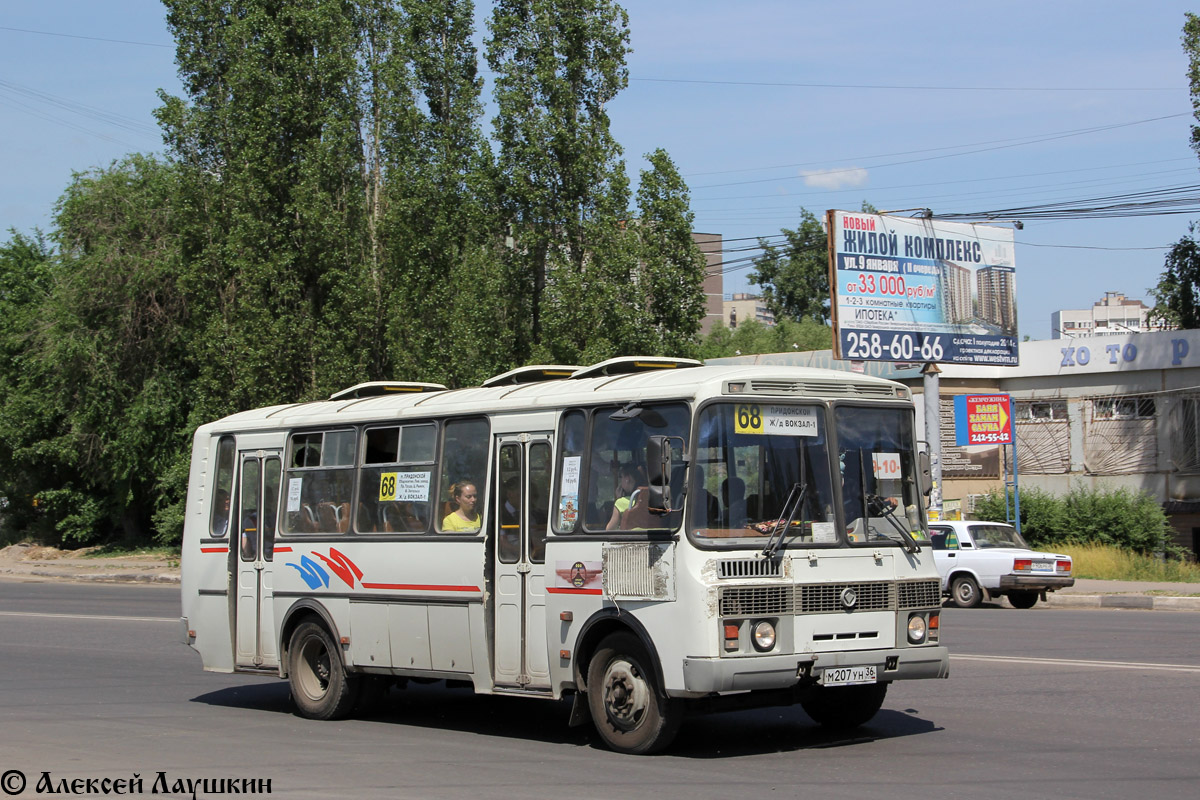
top-left (235, 451), bottom-right (282, 668)
top-left (492, 435), bottom-right (553, 691)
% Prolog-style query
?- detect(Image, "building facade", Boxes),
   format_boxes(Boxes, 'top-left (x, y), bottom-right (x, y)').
top-left (724, 293), bottom-right (776, 328)
top-left (1051, 291), bottom-right (1153, 338)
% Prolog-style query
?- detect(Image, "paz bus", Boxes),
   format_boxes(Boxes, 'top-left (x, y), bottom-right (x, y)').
top-left (180, 356), bottom-right (948, 754)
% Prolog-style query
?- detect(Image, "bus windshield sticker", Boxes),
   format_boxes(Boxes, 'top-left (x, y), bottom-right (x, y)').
top-left (396, 471), bottom-right (430, 502)
top-left (286, 477), bottom-right (303, 512)
top-left (811, 521), bottom-right (837, 543)
top-left (871, 452), bottom-right (902, 479)
top-left (736, 404), bottom-right (818, 437)
top-left (558, 456), bottom-right (581, 531)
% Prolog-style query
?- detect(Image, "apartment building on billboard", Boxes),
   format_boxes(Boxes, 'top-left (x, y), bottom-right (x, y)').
top-left (938, 260), bottom-right (973, 324)
top-left (977, 264), bottom-right (1017, 335)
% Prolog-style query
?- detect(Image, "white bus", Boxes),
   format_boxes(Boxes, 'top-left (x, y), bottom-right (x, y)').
top-left (180, 357), bottom-right (948, 754)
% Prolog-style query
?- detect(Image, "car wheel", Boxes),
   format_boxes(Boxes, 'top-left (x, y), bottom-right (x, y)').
top-left (1008, 590), bottom-right (1038, 609)
top-left (799, 682), bottom-right (888, 730)
top-left (586, 632), bottom-right (681, 755)
top-left (288, 621), bottom-right (360, 720)
top-left (951, 575), bottom-right (982, 608)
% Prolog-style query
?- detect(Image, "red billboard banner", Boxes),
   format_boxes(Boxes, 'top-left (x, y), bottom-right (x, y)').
top-left (953, 394), bottom-right (1013, 446)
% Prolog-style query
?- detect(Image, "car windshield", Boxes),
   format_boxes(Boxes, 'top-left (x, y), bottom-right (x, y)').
top-left (970, 524), bottom-right (1028, 548)
top-left (834, 405), bottom-right (926, 547)
top-left (691, 402), bottom-right (839, 547)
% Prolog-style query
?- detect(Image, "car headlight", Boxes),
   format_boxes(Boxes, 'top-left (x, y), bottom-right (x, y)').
top-left (907, 613), bottom-right (927, 644)
top-left (752, 620), bottom-right (776, 652)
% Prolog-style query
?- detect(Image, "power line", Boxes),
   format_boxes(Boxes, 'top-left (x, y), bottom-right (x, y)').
top-left (631, 76), bottom-right (1181, 93)
top-left (690, 114), bottom-right (1189, 190)
top-left (0, 25), bottom-right (172, 49)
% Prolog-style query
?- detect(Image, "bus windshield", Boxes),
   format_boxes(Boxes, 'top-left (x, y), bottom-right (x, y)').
top-left (835, 405), bottom-right (925, 547)
top-left (692, 402), bottom-right (839, 547)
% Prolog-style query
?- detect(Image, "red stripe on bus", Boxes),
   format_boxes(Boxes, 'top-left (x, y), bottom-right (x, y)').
top-left (273, 546), bottom-right (293, 553)
top-left (359, 583), bottom-right (480, 593)
top-left (200, 547), bottom-right (228, 554)
top-left (546, 587), bottom-right (604, 595)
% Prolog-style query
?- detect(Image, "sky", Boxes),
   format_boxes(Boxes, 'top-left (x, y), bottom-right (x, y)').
top-left (3, 1), bottom-right (1199, 341)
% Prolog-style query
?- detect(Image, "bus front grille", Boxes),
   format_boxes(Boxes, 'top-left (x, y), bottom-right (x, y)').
top-left (897, 579), bottom-right (942, 609)
top-left (720, 581), bottom-right (898, 616)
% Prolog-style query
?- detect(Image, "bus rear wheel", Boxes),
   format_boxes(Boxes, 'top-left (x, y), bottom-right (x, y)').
top-left (799, 682), bottom-right (888, 731)
top-left (586, 633), bottom-right (681, 755)
top-left (288, 621), bottom-right (359, 720)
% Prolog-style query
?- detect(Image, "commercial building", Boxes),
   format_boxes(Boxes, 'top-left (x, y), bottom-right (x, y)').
top-left (724, 293), bottom-right (776, 328)
top-left (1051, 291), bottom-right (1154, 338)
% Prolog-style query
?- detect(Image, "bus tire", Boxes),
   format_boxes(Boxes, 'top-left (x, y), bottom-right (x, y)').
top-left (288, 621), bottom-right (359, 720)
top-left (799, 682), bottom-right (888, 731)
top-left (951, 575), bottom-right (982, 608)
top-left (586, 632), bottom-right (681, 755)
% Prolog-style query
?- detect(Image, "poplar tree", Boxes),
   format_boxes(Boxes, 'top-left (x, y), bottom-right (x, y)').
top-left (486, 0), bottom-right (633, 362)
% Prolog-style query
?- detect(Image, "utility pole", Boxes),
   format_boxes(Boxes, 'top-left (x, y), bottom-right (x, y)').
top-left (922, 362), bottom-right (942, 515)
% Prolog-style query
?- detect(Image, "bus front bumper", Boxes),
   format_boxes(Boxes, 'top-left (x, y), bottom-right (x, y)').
top-left (681, 646), bottom-right (949, 694)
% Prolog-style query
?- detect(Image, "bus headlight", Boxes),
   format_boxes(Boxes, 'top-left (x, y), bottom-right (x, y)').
top-left (752, 620), bottom-right (776, 652)
top-left (907, 614), bottom-right (927, 644)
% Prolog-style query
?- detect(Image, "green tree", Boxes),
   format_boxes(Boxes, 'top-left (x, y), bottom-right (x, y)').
top-left (748, 208), bottom-right (830, 324)
top-left (1149, 223), bottom-right (1200, 329)
top-left (634, 149), bottom-right (708, 355)
top-left (1151, 14), bottom-right (1200, 329)
top-left (0, 231), bottom-right (58, 541)
top-left (486, 0), bottom-right (633, 362)
top-left (157, 0), bottom-right (373, 413)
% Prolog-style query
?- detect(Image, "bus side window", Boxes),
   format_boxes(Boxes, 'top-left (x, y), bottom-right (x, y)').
top-left (555, 410), bottom-right (586, 533)
top-left (358, 424), bottom-right (436, 534)
top-left (210, 436), bottom-right (236, 538)
top-left (436, 417), bottom-right (490, 534)
top-left (283, 429), bottom-right (355, 534)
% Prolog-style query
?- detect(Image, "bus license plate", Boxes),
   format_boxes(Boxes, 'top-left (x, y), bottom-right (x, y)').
top-left (819, 666), bottom-right (876, 686)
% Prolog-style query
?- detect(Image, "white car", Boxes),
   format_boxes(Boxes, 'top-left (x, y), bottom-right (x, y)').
top-left (928, 520), bottom-right (1074, 608)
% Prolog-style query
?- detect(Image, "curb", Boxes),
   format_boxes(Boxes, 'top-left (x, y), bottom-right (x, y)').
top-left (0, 567), bottom-right (180, 584)
top-left (1046, 593), bottom-right (1200, 611)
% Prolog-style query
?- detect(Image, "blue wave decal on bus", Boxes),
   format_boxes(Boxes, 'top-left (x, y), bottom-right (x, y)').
top-left (287, 555), bottom-right (330, 590)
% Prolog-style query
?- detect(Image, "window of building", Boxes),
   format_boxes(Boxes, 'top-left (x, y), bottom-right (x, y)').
top-left (1014, 400), bottom-right (1068, 422)
top-left (1092, 396), bottom-right (1155, 420)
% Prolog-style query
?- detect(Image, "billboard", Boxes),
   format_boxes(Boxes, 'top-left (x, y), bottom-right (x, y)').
top-left (827, 211), bottom-right (1018, 366)
top-left (953, 394), bottom-right (1013, 446)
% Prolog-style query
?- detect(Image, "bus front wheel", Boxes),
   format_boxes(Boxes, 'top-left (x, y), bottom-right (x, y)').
top-left (586, 633), bottom-right (681, 755)
top-left (288, 621), bottom-right (359, 720)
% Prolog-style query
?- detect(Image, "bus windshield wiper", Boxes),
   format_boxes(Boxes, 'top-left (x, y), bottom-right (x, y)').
top-left (762, 482), bottom-right (807, 560)
top-left (858, 452), bottom-right (920, 554)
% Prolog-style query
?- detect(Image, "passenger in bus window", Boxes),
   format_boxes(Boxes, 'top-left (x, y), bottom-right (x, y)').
top-left (212, 490), bottom-right (231, 537)
top-left (441, 482), bottom-right (481, 532)
top-left (605, 465), bottom-right (640, 530)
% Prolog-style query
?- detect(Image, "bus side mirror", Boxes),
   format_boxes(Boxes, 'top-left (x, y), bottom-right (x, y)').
top-left (647, 435), bottom-right (684, 514)
top-left (918, 450), bottom-right (932, 497)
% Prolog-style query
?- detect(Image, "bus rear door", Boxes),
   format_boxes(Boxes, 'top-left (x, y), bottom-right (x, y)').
top-left (234, 450), bottom-right (282, 668)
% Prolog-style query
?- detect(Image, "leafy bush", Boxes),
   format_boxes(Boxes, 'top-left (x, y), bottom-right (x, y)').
top-left (971, 484), bottom-right (1174, 555)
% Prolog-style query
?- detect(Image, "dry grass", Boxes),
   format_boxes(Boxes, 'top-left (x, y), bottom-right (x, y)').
top-left (1056, 543), bottom-right (1200, 583)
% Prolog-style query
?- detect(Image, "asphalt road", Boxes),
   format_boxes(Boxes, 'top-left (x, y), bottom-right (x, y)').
top-left (0, 580), bottom-right (1197, 799)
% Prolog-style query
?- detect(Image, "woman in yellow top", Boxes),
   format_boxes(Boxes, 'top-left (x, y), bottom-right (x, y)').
top-left (441, 482), bottom-right (481, 532)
